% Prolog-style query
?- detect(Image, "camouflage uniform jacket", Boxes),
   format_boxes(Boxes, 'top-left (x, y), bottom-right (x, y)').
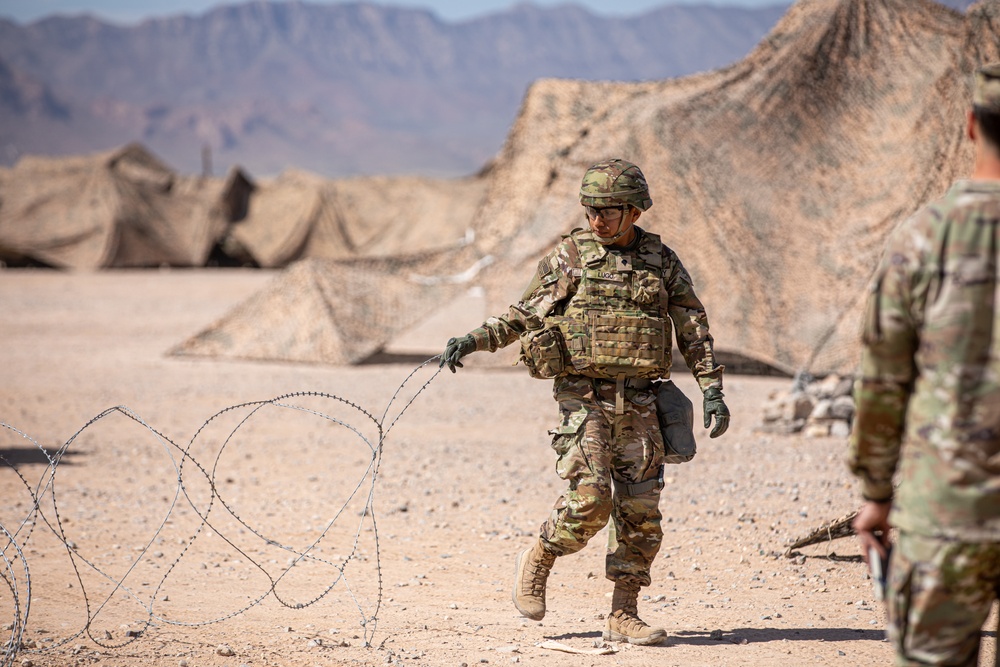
top-left (849, 179), bottom-right (1000, 540)
top-left (468, 226), bottom-right (723, 392)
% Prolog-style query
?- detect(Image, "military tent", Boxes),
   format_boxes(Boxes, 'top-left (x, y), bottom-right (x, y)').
top-left (172, 168), bottom-right (490, 364)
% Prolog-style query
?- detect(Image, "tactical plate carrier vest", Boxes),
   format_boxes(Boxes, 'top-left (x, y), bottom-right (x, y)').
top-left (520, 229), bottom-right (673, 380)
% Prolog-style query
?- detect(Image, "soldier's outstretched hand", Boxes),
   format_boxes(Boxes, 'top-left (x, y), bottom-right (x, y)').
top-left (703, 387), bottom-right (730, 438)
top-left (440, 334), bottom-right (477, 373)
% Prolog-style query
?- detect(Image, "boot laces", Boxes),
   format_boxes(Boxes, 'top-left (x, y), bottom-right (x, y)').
top-left (523, 548), bottom-right (555, 595)
top-left (612, 608), bottom-right (650, 633)
top-left (610, 583), bottom-right (651, 632)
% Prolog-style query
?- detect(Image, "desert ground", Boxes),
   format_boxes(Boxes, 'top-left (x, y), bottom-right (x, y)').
top-left (1, 269), bottom-right (997, 667)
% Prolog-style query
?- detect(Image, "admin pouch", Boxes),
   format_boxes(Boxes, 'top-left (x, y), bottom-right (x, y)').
top-left (655, 380), bottom-right (696, 464)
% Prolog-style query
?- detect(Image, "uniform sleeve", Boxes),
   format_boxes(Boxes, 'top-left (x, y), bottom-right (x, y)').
top-left (847, 219), bottom-right (924, 502)
top-left (663, 250), bottom-right (724, 393)
top-left (466, 240), bottom-right (577, 353)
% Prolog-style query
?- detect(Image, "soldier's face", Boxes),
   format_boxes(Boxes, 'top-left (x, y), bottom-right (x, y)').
top-left (587, 205), bottom-right (637, 243)
top-left (586, 205), bottom-right (624, 236)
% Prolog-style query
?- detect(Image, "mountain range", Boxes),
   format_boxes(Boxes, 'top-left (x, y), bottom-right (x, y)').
top-left (0, 0), bottom-right (976, 177)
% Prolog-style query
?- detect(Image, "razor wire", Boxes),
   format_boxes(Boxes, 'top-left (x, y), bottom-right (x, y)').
top-left (0, 357), bottom-right (444, 666)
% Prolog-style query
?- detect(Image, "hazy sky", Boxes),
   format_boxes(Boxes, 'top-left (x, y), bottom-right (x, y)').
top-left (1, 0), bottom-right (789, 25)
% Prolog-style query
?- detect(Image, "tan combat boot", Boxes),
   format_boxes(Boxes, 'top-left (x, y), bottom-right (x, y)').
top-left (603, 580), bottom-right (667, 645)
top-left (512, 539), bottom-right (557, 620)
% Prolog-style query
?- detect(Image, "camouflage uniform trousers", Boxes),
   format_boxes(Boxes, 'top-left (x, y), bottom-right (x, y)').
top-left (886, 530), bottom-right (1000, 667)
top-left (539, 374), bottom-right (665, 586)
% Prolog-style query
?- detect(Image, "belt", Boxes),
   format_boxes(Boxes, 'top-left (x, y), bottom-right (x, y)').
top-left (591, 377), bottom-right (654, 391)
top-left (591, 376), bottom-right (656, 415)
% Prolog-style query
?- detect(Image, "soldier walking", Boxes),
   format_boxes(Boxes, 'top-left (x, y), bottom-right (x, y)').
top-left (441, 159), bottom-right (730, 645)
top-left (850, 63), bottom-right (1000, 667)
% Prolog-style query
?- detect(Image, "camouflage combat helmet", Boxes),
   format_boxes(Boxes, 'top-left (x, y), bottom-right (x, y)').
top-left (579, 159), bottom-right (653, 211)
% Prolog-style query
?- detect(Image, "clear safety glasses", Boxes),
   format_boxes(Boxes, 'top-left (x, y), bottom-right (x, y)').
top-left (584, 205), bottom-right (625, 222)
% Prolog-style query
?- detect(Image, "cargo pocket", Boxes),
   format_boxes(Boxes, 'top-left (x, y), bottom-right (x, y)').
top-left (548, 407), bottom-right (590, 481)
top-left (861, 272), bottom-right (884, 346)
top-left (886, 542), bottom-right (914, 655)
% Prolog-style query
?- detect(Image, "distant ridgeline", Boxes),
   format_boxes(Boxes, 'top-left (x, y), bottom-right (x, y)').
top-left (0, 1), bottom-right (792, 177)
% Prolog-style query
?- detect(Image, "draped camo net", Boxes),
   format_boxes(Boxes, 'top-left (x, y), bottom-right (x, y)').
top-left (170, 253), bottom-right (486, 365)
top-left (0, 144), bottom-right (236, 268)
top-left (175, 0), bottom-right (1000, 374)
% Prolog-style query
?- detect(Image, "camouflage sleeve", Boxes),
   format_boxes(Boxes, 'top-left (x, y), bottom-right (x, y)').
top-left (663, 248), bottom-right (724, 393)
top-left (466, 239), bottom-right (577, 352)
top-left (847, 221), bottom-right (924, 502)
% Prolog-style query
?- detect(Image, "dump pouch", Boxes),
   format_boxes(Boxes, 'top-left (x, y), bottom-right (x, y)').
top-left (656, 380), bottom-right (696, 464)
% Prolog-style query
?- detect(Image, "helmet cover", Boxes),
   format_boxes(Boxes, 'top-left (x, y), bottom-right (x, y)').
top-left (579, 158), bottom-right (653, 211)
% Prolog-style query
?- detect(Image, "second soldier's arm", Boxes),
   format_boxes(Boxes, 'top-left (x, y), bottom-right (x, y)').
top-left (848, 223), bottom-right (924, 504)
top-left (848, 217), bottom-right (926, 559)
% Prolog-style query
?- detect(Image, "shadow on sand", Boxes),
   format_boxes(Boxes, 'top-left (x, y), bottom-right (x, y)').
top-left (545, 626), bottom-right (886, 648)
top-left (0, 446), bottom-right (82, 467)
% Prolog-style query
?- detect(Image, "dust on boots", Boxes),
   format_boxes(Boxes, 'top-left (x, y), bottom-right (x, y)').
top-left (603, 580), bottom-right (667, 646)
top-left (512, 539), bottom-right (557, 621)
top-left (513, 543), bottom-right (666, 646)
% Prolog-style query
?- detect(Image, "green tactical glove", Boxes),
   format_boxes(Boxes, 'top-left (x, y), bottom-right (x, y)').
top-left (440, 334), bottom-right (477, 373)
top-left (703, 387), bottom-right (730, 438)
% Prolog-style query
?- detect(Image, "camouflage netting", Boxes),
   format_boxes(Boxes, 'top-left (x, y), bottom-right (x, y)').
top-left (176, 0), bottom-right (1000, 369)
top-left (222, 170), bottom-right (487, 268)
top-left (0, 144), bottom-right (487, 270)
top-left (169, 253), bottom-right (486, 365)
top-left (469, 0), bottom-right (1000, 376)
top-left (0, 143), bottom-right (250, 268)
top-left (170, 171), bottom-right (490, 365)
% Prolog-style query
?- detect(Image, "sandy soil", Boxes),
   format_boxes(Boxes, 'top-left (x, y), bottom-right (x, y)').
top-left (1, 269), bottom-right (996, 667)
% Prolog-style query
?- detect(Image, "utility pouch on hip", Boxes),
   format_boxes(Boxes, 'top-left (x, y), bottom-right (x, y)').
top-left (655, 380), bottom-right (696, 464)
top-left (519, 323), bottom-right (567, 379)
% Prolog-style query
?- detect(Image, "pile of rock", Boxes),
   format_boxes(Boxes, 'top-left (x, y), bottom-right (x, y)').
top-left (759, 374), bottom-right (855, 438)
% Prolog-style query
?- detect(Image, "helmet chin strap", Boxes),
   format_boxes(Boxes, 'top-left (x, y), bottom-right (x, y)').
top-left (594, 216), bottom-right (633, 246)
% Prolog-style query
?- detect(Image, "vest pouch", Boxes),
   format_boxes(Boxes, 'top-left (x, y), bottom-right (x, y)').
top-left (656, 380), bottom-right (696, 464)
top-left (519, 323), bottom-right (568, 379)
top-left (556, 316), bottom-right (591, 374)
